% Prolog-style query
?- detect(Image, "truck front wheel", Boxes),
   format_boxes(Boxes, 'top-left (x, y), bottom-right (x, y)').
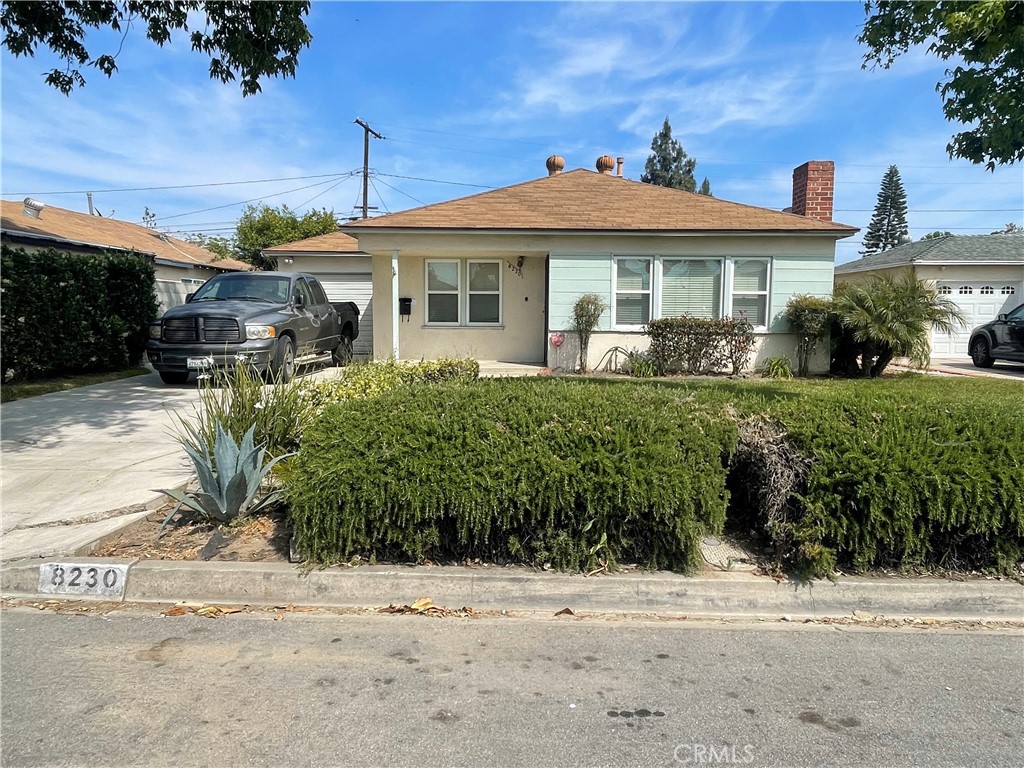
top-left (270, 336), bottom-right (295, 382)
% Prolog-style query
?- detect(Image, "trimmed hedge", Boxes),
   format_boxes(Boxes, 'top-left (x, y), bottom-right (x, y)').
top-left (765, 383), bottom-right (1024, 576)
top-left (646, 316), bottom-right (755, 375)
top-left (285, 375), bottom-right (1023, 576)
top-left (288, 379), bottom-right (735, 572)
top-left (1, 246), bottom-right (158, 381)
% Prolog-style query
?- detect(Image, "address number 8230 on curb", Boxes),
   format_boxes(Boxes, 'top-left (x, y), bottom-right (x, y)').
top-left (38, 563), bottom-right (128, 598)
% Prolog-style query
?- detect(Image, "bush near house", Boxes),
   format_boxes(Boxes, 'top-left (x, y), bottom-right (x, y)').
top-left (287, 376), bottom-right (1023, 577)
top-left (288, 379), bottom-right (736, 572)
top-left (0, 246), bottom-right (158, 381)
top-left (645, 316), bottom-right (755, 375)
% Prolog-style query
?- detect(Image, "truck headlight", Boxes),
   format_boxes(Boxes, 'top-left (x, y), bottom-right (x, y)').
top-left (149, 324), bottom-right (162, 340)
top-left (246, 325), bottom-right (276, 340)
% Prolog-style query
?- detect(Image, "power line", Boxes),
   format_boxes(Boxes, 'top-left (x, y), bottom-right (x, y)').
top-left (836, 208), bottom-right (1022, 213)
top-left (147, 174), bottom-right (357, 224)
top-left (3, 171), bottom-right (360, 197)
top-left (375, 172), bottom-right (495, 189)
top-left (368, 177), bottom-right (391, 215)
top-left (371, 175), bottom-right (427, 206)
top-left (293, 176), bottom-right (353, 212)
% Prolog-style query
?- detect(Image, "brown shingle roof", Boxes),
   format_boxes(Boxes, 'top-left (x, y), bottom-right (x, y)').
top-left (262, 231), bottom-right (362, 254)
top-left (344, 169), bottom-right (857, 234)
top-left (0, 200), bottom-right (251, 271)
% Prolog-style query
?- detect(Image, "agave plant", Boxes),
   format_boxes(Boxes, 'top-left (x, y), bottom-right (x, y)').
top-left (156, 422), bottom-right (294, 534)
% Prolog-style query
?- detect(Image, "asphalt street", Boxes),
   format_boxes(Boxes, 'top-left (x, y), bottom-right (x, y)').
top-left (1, 607), bottom-right (1021, 767)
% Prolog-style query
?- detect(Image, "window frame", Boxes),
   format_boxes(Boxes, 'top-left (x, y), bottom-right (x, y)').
top-left (466, 259), bottom-right (503, 326)
top-left (425, 259), bottom-right (462, 326)
top-left (612, 256), bottom-right (653, 329)
top-left (728, 258), bottom-right (771, 330)
top-left (657, 257), bottom-right (725, 321)
top-left (424, 259), bottom-right (504, 327)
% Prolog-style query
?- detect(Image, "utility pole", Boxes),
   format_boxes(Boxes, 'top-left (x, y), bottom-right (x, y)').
top-left (354, 118), bottom-right (385, 220)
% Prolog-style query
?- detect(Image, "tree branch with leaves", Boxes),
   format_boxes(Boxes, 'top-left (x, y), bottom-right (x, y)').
top-left (1, 1), bottom-right (312, 96)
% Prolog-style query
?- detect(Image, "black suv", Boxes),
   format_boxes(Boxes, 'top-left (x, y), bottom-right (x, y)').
top-left (969, 303), bottom-right (1024, 368)
top-left (147, 272), bottom-right (359, 384)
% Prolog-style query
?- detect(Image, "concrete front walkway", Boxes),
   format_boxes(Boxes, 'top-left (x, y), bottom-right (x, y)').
top-left (0, 372), bottom-right (203, 562)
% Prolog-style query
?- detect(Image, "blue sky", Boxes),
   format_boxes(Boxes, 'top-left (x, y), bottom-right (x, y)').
top-left (2, 1), bottom-right (1021, 265)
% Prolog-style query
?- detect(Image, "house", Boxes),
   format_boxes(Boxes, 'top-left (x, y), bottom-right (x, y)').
top-left (835, 233), bottom-right (1024, 357)
top-left (325, 156), bottom-right (855, 372)
top-left (261, 231), bottom-right (374, 357)
top-left (1, 198), bottom-right (251, 313)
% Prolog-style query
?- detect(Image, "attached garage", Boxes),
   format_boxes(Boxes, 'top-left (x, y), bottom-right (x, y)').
top-left (261, 231), bottom-right (375, 359)
top-left (931, 281), bottom-right (1021, 356)
top-left (319, 273), bottom-right (374, 356)
top-left (835, 233), bottom-right (1024, 359)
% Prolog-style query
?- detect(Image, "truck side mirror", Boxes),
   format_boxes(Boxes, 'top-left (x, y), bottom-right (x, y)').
top-left (185, 293), bottom-right (194, 303)
top-left (998, 313), bottom-right (1008, 321)
top-left (293, 293), bottom-right (306, 309)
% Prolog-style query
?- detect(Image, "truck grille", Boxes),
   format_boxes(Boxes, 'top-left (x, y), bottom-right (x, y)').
top-left (161, 317), bottom-right (241, 343)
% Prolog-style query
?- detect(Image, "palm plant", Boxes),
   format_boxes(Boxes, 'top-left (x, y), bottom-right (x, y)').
top-left (832, 270), bottom-right (965, 377)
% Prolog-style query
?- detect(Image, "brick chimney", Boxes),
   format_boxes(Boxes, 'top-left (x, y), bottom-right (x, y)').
top-left (791, 161), bottom-right (834, 221)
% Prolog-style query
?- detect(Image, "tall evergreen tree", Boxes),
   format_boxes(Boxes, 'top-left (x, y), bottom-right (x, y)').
top-left (641, 117), bottom-right (698, 192)
top-left (861, 165), bottom-right (909, 256)
top-left (698, 177), bottom-right (712, 196)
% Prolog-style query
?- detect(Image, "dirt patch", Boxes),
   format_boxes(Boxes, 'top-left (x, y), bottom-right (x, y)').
top-left (92, 503), bottom-right (291, 563)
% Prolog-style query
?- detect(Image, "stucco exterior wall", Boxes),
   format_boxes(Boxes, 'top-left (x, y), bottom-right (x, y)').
top-left (352, 231), bottom-right (843, 366)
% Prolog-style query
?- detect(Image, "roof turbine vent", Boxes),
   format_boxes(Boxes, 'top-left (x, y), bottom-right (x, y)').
top-left (596, 155), bottom-right (615, 174)
top-left (545, 155), bottom-right (565, 176)
top-left (22, 198), bottom-right (44, 219)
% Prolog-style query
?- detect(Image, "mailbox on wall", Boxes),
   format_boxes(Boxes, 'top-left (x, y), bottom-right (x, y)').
top-left (398, 297), bottom-right (413, 317)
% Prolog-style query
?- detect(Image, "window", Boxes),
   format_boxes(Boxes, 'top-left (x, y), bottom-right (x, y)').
top-left (661, 259), bottom-right (722, 319)
top-left (980, 286), bottom-right (994, 295)
top-left (614, 258), bottom-right (652, 326)
top-left (959, 285), bottom-right (973, 295)
top-left (426, 261), bottom-right (460, 324)
top-left (293, 278), bottom-right (314, 306)
top-left (1002, 285), bottom-right (1017, 295)
top-left (307, 278), bottom-right (329, 306)
top-left (731, 260), bottom-right (769, 326)
top-left (937, 285), bottom-right (952, 295)
top-left (424, 260), bottom-right (502, 326)
top-left (468, 261), bottom-right (501, 324)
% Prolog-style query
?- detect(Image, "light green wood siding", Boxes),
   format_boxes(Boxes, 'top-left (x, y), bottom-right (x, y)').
top-left (548, 254), bottom-right (613, 331)
top-left (549, 250), bottom-right (835, 334)
top-left (768, 255), bottom-right (835, 332)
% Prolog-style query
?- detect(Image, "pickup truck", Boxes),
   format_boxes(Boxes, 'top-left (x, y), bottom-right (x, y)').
top-left (146, 271), bottom-right (359, 384)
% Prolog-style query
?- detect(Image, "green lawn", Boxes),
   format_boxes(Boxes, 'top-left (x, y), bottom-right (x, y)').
top-left (0, 367), bottom-right (151, 403)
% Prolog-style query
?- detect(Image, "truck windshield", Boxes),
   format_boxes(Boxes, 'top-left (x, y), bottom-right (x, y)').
top-left (191, 275), bottom-right (291, 303)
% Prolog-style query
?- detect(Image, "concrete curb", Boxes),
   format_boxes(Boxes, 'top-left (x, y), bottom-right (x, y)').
top-left (2, 558), bottom-right (1022, 621)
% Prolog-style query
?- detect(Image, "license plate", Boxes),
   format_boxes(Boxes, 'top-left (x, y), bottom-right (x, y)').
top-left (187, 356), bottom-right (214, 370)
top-left (38, 563), bottom-right (128, 599)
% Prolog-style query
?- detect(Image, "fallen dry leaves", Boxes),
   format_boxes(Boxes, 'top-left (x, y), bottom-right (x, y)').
top-left (377, 596), bottom-right (477, 618)
top-left (160, 602), bottom-right (242, 619)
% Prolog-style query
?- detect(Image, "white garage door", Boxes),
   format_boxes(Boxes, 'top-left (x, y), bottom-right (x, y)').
top-left (319, 274), bottom-right (374, 357)
top-left (931, 281), bottom-right (1021, 356)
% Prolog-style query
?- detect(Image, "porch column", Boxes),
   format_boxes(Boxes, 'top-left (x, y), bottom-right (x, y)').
top-left (391, 249), bottom-right (400, 359)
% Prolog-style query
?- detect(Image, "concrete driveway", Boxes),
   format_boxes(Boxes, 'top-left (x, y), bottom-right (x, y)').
top-left (928, 357), bottom-right (1024, 380)
top-left (0, 372), bottom-right (205, 562)
top-left (0, 366), bottom-right (350, 563)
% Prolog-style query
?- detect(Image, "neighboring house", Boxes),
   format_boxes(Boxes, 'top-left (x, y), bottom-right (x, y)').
top-left (261, 232), bottom-right (374, 357)
top-left (1, 198), bottom-right (250, 313)
top-left (335, 156), bottom-right (856, 372)
top-left (835, 234), bottom-right (1024, 357)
